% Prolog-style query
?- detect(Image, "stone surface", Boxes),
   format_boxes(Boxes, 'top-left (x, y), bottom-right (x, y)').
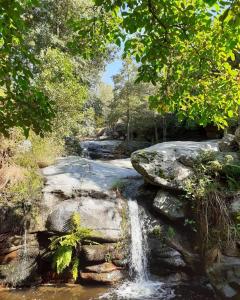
top-left (149, 238), bottom-right (187, 276)
top-left (218, 134), bottom-right (239, 152)
top-left (80, 140), bottom-right (123, 159)
top-left (47, 198), bottom-right (123, 241)
top-left (39, 157), bottom-right (139, 234)
top-left (85, 262), bottom-right (121, 273)
top-left (42, 157), bottom-right (138, 198)
top-left (207, 256), bottom-right (240, 299)
top-left (235, 126), bottom-right (240, 147)
top-left (153, 190), bottom-right (184, 221)
top-left (230, 194), bottom-right (240, 216)
top-left (80, 269), bottom-right (125, 284)
top-left (82, 244), bottom-right (125, 263)
top-left (131, 140), bottom-right (219, 190)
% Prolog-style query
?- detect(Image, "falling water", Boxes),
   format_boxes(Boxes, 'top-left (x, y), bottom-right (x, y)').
top-left (100, 195), bottom-right (174, 300)
top-left (128, 199), bottom-right (148, 281)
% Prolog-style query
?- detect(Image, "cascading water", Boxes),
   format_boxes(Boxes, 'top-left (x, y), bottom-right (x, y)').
top-left (128, 199), bottom-right (148, 281)
top-left (100, 192), bottom-right (174, 300)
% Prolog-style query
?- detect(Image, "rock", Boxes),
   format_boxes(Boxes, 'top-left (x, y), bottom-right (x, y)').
top-left (80, 269), bottom-right (125, 284)
top-left (131, 140), bottom-right (219, 190)
top-left (218, 134), bottom-right (239, 152)
top-left (0, 234), bottom-right (40, 286)
top-left (84, 262), bottom-right (121, 273)
top-left (149, 238), bottom-right (187, 276)
top-left (230, 194), bottom-right (240, 216)
top-left (42, 157), bottom-right (139, 198)
top-left (46, 198), bottom-right (123, 242)
top-left (207, 256), bottom-right (240, 299)
top-left (153, 190), bottom-right (184, 221)
top-left (82, 244), bottom-right (125, 263)
top-left (80, 140), bottom-right (123, 159)
top-left (39, 157), bottom-right (139, 234)
top-left (235, 126), bottom-right (240, 147)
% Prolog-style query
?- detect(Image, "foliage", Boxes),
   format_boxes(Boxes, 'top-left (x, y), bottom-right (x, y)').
top-left (38, 48), bottom-right (88, 137)
top-left (183, 150), bottom-right (240, 258)
top-left (81, 0), bottom-right (240, 129)
top-left (0, 0), bottom-right (54, 136)
top-left (49, 213), bottom-right (96, 280)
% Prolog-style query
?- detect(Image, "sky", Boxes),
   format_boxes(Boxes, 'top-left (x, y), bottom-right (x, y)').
top-left (102, 58), bottom-right (123, 86)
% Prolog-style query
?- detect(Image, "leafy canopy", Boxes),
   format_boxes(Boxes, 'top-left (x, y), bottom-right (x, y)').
top-left (0, 0), bottom-right (54, 136)
top-left (86, 0), bottom-right (240, 128)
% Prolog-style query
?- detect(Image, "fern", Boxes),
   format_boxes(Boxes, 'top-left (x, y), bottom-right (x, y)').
top-left (49, 212), bottom-right (97, 280)
top-left (72, 257), bottom-right (79, 280)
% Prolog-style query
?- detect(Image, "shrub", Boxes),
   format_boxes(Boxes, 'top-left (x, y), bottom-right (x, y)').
top-left (183, 150), bottom-right (240, 259)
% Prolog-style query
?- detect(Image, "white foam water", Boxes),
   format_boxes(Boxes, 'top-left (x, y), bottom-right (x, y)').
top-left (99, 199), bottom-right (174, 300)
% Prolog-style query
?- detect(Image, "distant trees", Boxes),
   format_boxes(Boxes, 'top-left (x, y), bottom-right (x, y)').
top-left (79, 0), bottom-right (240, 129)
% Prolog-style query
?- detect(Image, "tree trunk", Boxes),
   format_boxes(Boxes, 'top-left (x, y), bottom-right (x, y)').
top-left (154, 114), bottom-right (159, 143)
top-left (162, 115), bottom-right (167, 142)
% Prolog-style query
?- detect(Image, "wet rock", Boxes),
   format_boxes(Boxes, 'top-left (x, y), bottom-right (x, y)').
top-left (131, 140), bottom-right (218, 190)
top-left (85, 262), bottom-right (121, 273)
top-left (82, 244), bottom-right (125, 263)
top-left (207, 256), bottom-right (240, 299)
top-left (149, 238), bottom-right (187, 276)
top-left (153, 190), bottom-right (184, 221)
top-left (0, 234), bottom-right (40, 286)
top-left (218, 134), bottom-right (239, 152)
top-left (80, 269), bottom-right (125, 284)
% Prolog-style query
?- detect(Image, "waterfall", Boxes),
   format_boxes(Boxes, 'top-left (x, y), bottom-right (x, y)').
top-left (128, 199), bottom-right (148, 281)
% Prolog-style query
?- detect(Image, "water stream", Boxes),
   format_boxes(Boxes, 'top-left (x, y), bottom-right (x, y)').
top-left (100, 196), bottom-right (174, 300)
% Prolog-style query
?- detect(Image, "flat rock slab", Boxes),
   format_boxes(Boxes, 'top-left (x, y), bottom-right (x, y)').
top-left (80, 269), bottom-right (125, 284)
top-left (85, 262), bottom-right (121, 273)
top-left (131, 140), bottom-right (219, 190)
top-left (42, 157), bottom-right (139, 197)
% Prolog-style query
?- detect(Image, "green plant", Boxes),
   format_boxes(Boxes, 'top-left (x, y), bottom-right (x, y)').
top-left (183, 150), bottom-right (240, 258)
top-left (49, 213), bottom-right (97, 280)
top-left (166, 227), bottom-right (176, 239)
top-left (111, 180), bottom-right (127, 192)
top-left (150, 225), bottom-right (162, 238)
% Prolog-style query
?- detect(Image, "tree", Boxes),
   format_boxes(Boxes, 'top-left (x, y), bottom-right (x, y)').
top-left (81, 0), bottom-right (240, 129)
top-left (0, 0), bottom-right (54, 136)
top-left (111, 58), bottom-right (158, 141)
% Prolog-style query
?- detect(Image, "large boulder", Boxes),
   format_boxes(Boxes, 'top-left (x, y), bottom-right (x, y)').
top-left (207, 256), bottom-right (240, 299)
top-left (46, 198), bottom-right (123, 242)
top-left (131, 140), bottom-right (218, 190)
top-left (39, 157), bottom-right (139, 234)
top-left (153, 190), bottom-right (184, 222)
